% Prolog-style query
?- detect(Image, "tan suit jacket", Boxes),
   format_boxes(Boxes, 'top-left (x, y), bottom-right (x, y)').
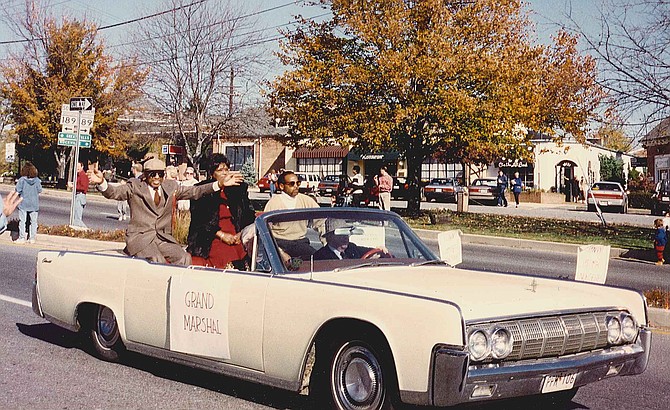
top-left (99, 178), bottom-right (215, 261)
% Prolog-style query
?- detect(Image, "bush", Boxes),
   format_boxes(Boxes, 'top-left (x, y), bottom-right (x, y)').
top-left (628, 191), bottom-right (654, 209)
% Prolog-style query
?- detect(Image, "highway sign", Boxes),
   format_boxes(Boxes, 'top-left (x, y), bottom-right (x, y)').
top-left (57, 132), bottom-right (91, 148)
top-left (70, 97), bottom-right (93, 111)
top-left (60, 104), bottom-right (95, 134)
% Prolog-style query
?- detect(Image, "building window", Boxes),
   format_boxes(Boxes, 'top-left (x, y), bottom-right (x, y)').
top-left (225, 145), bottom-right (254, 171)
top-left (297, 158), bottom-right (344, 176)
top-left (421, 159), bottom-right (463, 182)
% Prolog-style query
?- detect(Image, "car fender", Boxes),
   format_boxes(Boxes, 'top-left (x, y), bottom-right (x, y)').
top-left (262, 275), bottom-right (464, 394)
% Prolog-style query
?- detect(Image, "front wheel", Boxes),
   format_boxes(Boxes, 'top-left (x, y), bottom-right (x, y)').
top-left (87, 305), bottom-right (125, 362)
top-left (312, 338), bottom-right (397, 410)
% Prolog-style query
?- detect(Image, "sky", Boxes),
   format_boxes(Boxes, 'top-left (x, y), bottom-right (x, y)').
top-left (0, 0), bottom-right (615, 107)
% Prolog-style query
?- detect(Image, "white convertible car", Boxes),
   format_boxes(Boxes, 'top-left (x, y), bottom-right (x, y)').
top-left (32, 208), bottom-right (651, 409)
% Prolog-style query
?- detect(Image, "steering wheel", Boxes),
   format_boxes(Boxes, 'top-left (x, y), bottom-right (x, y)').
top-left (360, 248), bottom-right (393, 259)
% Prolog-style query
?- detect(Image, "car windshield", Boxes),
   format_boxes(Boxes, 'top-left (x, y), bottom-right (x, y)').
top-left (254, 208), bottom-right (439, 274)
top-left (592, 182), bottom-right (620, 191)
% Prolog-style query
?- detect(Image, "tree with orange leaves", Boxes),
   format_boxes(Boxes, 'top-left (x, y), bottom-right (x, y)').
top-left (268, 0), bottom-right (603, 214)
top-left (0, 2), bottom-right (147, 180)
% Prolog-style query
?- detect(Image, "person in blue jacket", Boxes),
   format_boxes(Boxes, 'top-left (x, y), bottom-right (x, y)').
top-left (654, 218), bottom-right (667, 266)
top-left (0, 191), bottom-right (22, 234)
top-left (15, 162), bottom-right (42, 243)
top-left (511, 171), bottom-right (524, 208)
top-left (496, 170), bottom-right (508, 207)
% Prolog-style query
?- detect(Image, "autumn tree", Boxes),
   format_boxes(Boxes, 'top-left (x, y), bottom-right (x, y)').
top-left (268, 0), bottom-right (603, 213)
top-left (593, 124), bottom-right (633, 153)
top-left (0, 1), bottom-right (147, 180)
top-left (133, 0), bottom-right (266, 169)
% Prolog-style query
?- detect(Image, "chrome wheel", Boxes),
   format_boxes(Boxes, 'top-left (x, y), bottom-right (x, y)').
top-left (96, 305), bottom-right (119, 348)
top-left (87, 305), bottom-right (124, 362)
top-left (331, 342), bottom-right (385, 410)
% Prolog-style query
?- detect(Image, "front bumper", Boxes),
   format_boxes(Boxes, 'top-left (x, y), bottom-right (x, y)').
top-left (422, 327), bottom-right (651, 407)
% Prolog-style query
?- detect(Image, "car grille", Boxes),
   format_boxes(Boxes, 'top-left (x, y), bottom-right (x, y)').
top-left (468, 311), bottom-right (611, 362)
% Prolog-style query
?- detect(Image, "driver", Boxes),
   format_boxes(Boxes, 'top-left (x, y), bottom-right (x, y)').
top-left (313, 219), bottom-right (374, 260)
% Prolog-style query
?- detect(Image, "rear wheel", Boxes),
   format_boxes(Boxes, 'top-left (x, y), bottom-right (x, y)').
top-left (86, 305), bottom-right (124, 362)
top-left (587, 204), bottom-right (595, 212)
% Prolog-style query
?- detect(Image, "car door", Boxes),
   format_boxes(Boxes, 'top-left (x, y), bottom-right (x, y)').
top-left (124, 263), bottom-right (270, 371)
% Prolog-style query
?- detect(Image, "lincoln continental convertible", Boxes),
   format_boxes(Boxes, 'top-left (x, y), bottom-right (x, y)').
top-left (32, 208), bottom-right (651, 409)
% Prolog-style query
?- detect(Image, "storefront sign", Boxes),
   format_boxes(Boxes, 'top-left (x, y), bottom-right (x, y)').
top-left (498, 159), bottom-right (529, 168)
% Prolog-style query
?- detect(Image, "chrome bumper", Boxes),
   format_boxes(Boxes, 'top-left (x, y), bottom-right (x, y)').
top-left (32, 280), bottom-right (43, 318)
top-left (426, 327), bottom-right (651, 407)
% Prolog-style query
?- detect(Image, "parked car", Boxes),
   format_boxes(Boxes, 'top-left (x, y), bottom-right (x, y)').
top-left (257, 176), bottom-right (270, 193)
top-left (587, 181), bottom-right (629, 213)
top-left (392, 176), bottom-right (410, 199)
top-left (423, 177), bottom-right (462, 202)
top-left (32, 207), bottom-right (651, 409)
top-left (294, 172), bottom-right (321, 194)
top-left (467, 178), bottom-right (499, 205)
top-left (318, 174), bottom-right (349, 196)
top-left (652, 179), bottom-right (670, 216)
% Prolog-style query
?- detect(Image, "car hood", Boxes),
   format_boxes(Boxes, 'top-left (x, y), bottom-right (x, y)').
top-left (314, 265), bottom-right (646, 322)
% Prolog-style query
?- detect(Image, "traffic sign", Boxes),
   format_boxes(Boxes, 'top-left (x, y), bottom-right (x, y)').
top-left (70, 97), bottom-right (93, 111)
top-left (58, 132), bottom-right (91, 148)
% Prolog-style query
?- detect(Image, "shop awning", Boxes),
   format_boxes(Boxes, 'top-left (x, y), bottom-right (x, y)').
top-left (293, 146), bottom-right (349, 158)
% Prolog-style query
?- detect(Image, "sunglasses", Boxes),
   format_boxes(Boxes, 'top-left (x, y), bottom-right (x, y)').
top-left (283, 180), bottom-right (299, 186)
top-left (147, 171), bottom-right (165, 178)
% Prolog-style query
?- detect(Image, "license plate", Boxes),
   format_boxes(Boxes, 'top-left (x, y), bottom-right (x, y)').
top-left (663, 197), bottom-right (669, 201)
top-left (598, 201), bottom-right (608, 206)
top-left (326, 188), bottom-right (332, 192)
top-left (541, 371), bottom-right (577, 393)
top-left (436, 188), bottom-right (442, 193)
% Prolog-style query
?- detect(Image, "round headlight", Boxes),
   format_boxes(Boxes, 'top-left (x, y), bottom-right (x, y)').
top-left (607, 316), bottom-right (622, 344)
top-left (468, 330), bottom-right (490, 361)
top-left (490, 328), bottom-right (513, 359)
top-left (621, 315), bottom-right (637, 342)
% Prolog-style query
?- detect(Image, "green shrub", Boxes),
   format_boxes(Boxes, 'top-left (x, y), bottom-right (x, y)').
top-left (628, 191), bottom-right (653, 209)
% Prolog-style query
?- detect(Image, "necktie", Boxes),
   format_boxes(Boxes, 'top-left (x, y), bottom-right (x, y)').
top-left (153, 187), bottom-right (161, 206)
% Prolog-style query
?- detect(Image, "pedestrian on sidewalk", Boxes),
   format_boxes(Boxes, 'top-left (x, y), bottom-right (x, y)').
top-left (72, 160), bottom-right (89, 229)
top-left (496, 170), bottom-right (508, 207)
top-left (654, 218), bottom-right (667, 266)
top-left (511, 171), bottom-right (524, 208)
top-left (14, 162), bottom-right (42, 243)
top-left (376, 166), bottom-right (393, 211)
top-left (0, 191), bottom-right (22, 234)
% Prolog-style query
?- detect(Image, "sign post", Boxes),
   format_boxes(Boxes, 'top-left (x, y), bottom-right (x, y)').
top-left (64, 98), bottom-right (94, 227)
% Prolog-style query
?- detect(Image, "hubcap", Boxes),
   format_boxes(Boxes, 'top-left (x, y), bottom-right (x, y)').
top-left (333, 343), bottom-right (384, 410)
top-left (97, 306), bottom-right (119, 347)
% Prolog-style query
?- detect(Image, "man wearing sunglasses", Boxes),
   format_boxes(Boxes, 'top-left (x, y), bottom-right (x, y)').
top-left (264, 171), bottom-right (324, 260)
top-left (88, 158), bottom-right (243, 265)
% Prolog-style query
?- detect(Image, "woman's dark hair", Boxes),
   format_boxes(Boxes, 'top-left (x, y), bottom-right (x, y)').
top-left (21, 162), bottom-right (38, 178)
top-left (206, 154), bottom-right (230, 177)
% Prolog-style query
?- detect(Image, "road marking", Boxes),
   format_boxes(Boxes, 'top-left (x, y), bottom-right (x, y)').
top-left (0, 294), bottom-right (31, 308)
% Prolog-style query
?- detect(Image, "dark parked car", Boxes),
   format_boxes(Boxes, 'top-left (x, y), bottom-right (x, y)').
top-left (392, 176), bottom-right (410, 199)
top-left (652, 179), bottom-right (670, 216)
top-left (423, 178), bottom-right (462, 203)
top-left (467, 178), bottom-right (499, 205)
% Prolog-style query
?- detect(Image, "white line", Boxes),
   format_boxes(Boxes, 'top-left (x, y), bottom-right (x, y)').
top-left (0, 294), bottom-right (31, 308)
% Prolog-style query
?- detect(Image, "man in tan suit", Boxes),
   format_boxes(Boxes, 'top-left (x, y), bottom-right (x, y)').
top-left (88, 158), bottom-right (243, 265)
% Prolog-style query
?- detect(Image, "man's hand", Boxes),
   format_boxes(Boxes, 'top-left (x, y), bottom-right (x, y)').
top-left (87, 169), bottom-right (105, 185)
top-left (2, 191), bottom-right (22, 217)
top-left (217, 171), bottom-right (244, 188)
